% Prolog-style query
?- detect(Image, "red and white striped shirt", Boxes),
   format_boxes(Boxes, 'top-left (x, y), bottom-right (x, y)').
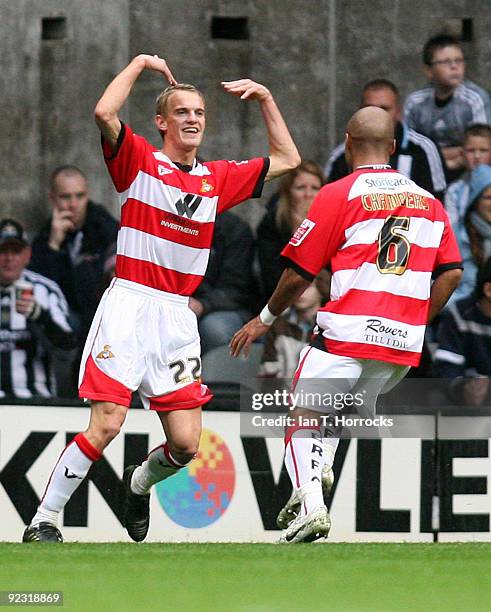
top-left (103, 124), bottom-right (268, 295)
top-left (281, 167), bottom-right (462, 366)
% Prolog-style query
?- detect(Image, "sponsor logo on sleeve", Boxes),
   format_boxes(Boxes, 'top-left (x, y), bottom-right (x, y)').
top-left (289, 219), bottom-right (316, 246)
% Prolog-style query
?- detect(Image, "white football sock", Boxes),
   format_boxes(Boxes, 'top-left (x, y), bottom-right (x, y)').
top-left (131, 442), bottom-right (188, 495)
top-left (31, 433), bottom-right (101, 527)
top-left (30, 507), bottom-right (58, 527)
top-left (322, 412), bottom-right (341, 471)
top-left (284, 426), bottom-right (324, 515)
top-left (323, 436), bottom-right (339, 469)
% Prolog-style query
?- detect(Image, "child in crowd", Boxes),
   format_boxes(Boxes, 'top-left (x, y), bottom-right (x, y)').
top-left (404, 34), bottom-right (491, 181)
top-left (445, 124), bottom-right (491, 226)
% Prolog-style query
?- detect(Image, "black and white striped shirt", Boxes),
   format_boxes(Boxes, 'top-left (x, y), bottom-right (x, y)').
top-left (0, 269), bottom-right (75, 399)
top-left (324, 121), bottom-right (447, 199)
top-left (434, 296), bottom-right (491, 379)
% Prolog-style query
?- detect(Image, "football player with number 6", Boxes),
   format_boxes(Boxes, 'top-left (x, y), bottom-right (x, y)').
top-left (231, 106), bottom-right (462, 543)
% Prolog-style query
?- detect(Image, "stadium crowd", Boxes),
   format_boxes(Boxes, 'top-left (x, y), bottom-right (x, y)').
top-left (1, 33), bottom-right (490, 407)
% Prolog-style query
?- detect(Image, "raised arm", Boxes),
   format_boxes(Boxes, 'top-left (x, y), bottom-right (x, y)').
top-left (222, 79), bottom-right (300, 181)
top-left (94, 54), bottom-right (177, 150)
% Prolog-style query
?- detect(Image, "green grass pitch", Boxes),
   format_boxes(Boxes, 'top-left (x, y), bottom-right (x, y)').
top-left (0, 543), bottom-right (489, 611)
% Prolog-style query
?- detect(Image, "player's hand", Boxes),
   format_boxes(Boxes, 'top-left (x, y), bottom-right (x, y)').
top-left (221, 79), bottom-right (272, 102)
top-left (139, 54), bottom-right (177, 86)
top-left (463, 376), bottom-right (490, 406)
top-left (230, 316), bottom-right (269, 358)
top-left (48, 208), bottom-right (76, 250)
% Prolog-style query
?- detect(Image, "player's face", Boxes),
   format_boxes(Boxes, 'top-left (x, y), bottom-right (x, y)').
top-left (290, 171), bottom-right (322, 217)
top-left (159, 91), bottom-right (205, 151)
top-left (0, 243), bottom-right (31, 285)
top-left (50, 174), bottom-right (89, 230)
top-left (476, 186), bottom-right (491, 224)
top-left (425, 45), bottom-right (465, 90)
top-left (464, 136), bottom-right (491, 170)
top-left (361, 88), bottom-right (400, 125)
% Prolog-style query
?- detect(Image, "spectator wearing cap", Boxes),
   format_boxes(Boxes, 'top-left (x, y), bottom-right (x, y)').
top-left (434, 258), bottom-right (491, 406)
top-left (449, 163), bottom-right (491, 305)
top-left (29, 165), bottom-right (118, 337)
top-left (0, 219), bottom-right (76, 399)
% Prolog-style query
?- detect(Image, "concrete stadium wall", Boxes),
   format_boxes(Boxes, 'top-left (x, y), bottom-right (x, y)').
top-left (0, 0), bottom-right (130, 232)
top-left (1, 0), bottom-right (491, 233)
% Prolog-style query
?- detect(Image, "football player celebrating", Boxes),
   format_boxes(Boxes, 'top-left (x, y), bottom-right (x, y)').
top-left (231, 106), bottom-right (462, 543)
top-left (23, 54), bottom-right (300, 543)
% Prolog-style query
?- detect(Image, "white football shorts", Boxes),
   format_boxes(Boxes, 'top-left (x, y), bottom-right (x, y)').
top-left (291, 346), bottom-right (409, 416)
top-left (78, 278), bottom-right (212, 410)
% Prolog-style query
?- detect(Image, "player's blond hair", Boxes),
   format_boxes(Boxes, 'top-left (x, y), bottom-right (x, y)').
top-left (155, 84), bottom-right (205, 117)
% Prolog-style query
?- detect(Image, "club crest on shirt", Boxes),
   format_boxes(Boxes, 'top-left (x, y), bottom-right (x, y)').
top-left (96, 344), bottom-right (115, 359)
top-left (200, 178), bottom-right (214, 193)
top-left (289, 219), bottom-right (316, 246)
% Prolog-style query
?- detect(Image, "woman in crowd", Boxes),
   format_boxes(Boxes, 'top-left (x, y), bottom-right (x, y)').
top-left (257, 160), bottom-right (325, 300)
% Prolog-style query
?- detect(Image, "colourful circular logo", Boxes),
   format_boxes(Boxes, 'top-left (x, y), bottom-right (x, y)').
top-left (155, 428), bottom-right (235, 528)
